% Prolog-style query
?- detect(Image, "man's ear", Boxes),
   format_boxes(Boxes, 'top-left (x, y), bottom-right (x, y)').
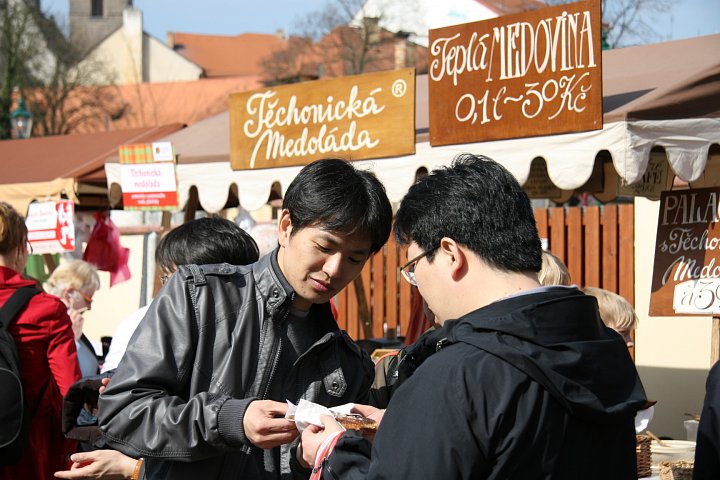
top-left (438, 237), bottom-right (466, 280)
top-left (277, 209), bottom-right (292, 247)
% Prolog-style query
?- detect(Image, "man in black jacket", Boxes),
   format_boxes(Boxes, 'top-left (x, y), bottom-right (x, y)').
top-left (98, 159), bottom-right (393, 480)
top-left (300, 154), bottom-right (647, 479)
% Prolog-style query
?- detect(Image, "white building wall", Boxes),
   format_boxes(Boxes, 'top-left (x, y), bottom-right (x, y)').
top-left (634, 196), bottom-right (713, 439)
top-left (78, 8), bottom-right (202, 84)
top-left (144, 35), bottom-right (203, 83)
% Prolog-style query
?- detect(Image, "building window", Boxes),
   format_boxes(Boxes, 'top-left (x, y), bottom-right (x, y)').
top-left (91, 0), bottom-right (104, 17)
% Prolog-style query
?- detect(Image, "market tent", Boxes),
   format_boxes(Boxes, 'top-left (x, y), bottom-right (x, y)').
top-left (104, 34), bottom-right (720, 213)
top-left (0, 124), bottom-right (183, 214)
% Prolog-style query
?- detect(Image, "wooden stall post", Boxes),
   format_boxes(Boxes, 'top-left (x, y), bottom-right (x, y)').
top-left (353, 276), bottom-right (373, 339)
top-left (712, 317), bottom-right (720, 364)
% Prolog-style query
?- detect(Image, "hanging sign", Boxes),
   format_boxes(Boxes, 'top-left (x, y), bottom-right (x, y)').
top-left (119, 142), bottom-right (178, 210)
top-left (229, 68), bottom-right (415, 170)
top-left (428, 0), bottom-right (602, 146)
top-left (25, 200), bottom-right (75, 254)
top-left (617, 152), bottom-right (670, 199)
top-left (650, 187), bottom-right (720, 315)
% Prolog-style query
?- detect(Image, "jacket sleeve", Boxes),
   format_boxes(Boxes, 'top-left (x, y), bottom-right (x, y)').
top-left (695, 362), bottom-right (720, 480)
top-left (339, 349), bottom-right (488, 479)
top-left (323, 431), bottom-right (372, 480)
top-left (98, 273), bottom-right (254, 460)
top-left (45, 299), bottom-right (81, 396)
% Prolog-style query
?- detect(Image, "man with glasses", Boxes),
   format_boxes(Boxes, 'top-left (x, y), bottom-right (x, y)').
top-left (300, 154), bottom-right (648, 479)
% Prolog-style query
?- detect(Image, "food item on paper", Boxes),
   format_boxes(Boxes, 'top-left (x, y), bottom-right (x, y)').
top-left (288, 413), bottom-right (376, 430)
top-left (333, 413), bottom-right (377, 430)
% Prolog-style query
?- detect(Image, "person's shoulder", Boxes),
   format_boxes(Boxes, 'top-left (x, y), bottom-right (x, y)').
top-left (15, 290), bottom-right (70, 328)
top-left (28, 290), bottom-right (68, 316)
top-left (422, 339), bottom-right (523, 381)
top-left (177, 263), bottom-right (252, 284)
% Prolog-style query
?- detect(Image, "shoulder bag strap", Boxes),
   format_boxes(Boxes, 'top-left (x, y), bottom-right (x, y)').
top-left (0, 287), bottom-right (40, 330)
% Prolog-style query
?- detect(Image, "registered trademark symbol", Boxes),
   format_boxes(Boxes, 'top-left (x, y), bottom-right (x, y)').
top-left (392, 79), bottom-right (407, 97)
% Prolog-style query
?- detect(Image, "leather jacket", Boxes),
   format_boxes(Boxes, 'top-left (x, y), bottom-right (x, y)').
top-left (98, 250), bottom-right (374, 480)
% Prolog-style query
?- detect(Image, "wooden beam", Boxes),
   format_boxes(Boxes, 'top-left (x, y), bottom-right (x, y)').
top-left (712, 317), bottom-right (720, 364)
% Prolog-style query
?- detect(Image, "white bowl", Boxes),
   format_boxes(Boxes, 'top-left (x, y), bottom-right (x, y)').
top-left (651, 439), bottom-right (696, 466)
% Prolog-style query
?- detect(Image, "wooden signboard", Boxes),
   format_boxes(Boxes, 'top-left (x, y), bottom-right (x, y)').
top-left (230, 68), bottom-right (416, 170)
top-left (428, 0), bottom-right (602, 146)
top-left (650, 187), bottom-right (720, 316)
top-left (617, 152), bottom-right (670, 200)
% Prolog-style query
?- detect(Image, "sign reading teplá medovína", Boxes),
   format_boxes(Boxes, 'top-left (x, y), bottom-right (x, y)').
top-left (428, 0), bottom-right (602, 147)
top-left (229, 68), bottom-right (415, 170)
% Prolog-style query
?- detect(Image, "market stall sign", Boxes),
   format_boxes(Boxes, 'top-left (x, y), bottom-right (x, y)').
top-left (26, 200), bottom-right (75, 254)
top-left (229, 68), bottom-right (415, 170)
top-left (650, 187), bottom-right (720, 315)
top-left (617, 152), bottom-right (670, 199)
top-left (428, 0), bottom-right (602, 147)
top-left (118, 142), bottom-right (179, 210)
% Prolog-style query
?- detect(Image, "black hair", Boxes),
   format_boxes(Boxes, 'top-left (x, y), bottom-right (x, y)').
top-left (394, 154), bottom-right (542, 272)
top-left (282, 158), bottom-right (393, 254)
top-left (155, 217), bottom-right (260, 272)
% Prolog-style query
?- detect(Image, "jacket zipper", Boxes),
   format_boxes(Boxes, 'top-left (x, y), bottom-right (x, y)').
top-left (260, 294), bottom-right (293, 400)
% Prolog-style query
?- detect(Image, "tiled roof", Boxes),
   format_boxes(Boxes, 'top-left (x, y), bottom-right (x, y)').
top-left (0, 124), bottom-right (183, 185)
top-left (169, 32), bottom-right (288, 77)
top-left (67, 75), bottom-right (263, 134)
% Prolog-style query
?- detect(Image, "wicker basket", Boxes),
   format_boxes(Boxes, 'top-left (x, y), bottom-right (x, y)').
top-left (636, 434), bottom-right (652, 478)
top-left (659, 460), bottom-right (693, 480)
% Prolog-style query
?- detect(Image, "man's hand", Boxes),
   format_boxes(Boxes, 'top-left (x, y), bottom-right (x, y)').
top-left (98, 376), bottom-right (110, 394)
top-left (352, 404), bottom-right (385, 425)
top-left (351, 404), bottom-right (385, 442)
top-left (243, 400), bottom-right (299, 449)
top-left (299, 415), bottom-right (344, 468)
top-left (54, 450), bottom-right (137, 479)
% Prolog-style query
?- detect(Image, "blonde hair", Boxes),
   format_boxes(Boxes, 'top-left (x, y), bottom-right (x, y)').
top-left (0, 202), bottom-right (27, 256)
top-left (46, 260), bottom-right (100, 297)
top-left (582, 286), bottom-right (638, 331)
top-left (538, 250), bottom-right (571, 286)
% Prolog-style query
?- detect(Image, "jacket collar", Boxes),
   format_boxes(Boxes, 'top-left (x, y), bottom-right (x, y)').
top-left (252, 248), bottom-right (339, 333)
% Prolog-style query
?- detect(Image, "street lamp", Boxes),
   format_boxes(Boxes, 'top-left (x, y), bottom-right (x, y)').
top-left (10, 98), bottom-right (33, 139)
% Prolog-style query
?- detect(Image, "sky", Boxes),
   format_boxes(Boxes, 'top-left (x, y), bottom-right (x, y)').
top-left (42, 0), bottom-right (719, 45)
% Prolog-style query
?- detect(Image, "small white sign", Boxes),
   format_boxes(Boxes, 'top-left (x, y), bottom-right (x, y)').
top-left (119, 162), bottom-right (177, 193)
top-left (25, 200), bottom-right (75, 254)
top-left (673, 279), bottom-right (720, 315)
top-left (151, 142), bottom-right (174, 162)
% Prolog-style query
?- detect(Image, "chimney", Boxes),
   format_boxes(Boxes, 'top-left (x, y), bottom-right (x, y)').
top-left (275, 28), bottom-right (286, 39)
top-left (123, 8), bottom-right (144, 83)
top-left (363, 17), bottom-right (380, 44)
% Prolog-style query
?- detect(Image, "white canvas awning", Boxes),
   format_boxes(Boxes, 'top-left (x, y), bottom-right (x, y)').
top-left (105, 34), bottom-right (720, 213)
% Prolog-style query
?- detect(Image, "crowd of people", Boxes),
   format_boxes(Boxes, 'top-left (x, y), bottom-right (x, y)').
top-left (0, 155), bottom-right (717, 480)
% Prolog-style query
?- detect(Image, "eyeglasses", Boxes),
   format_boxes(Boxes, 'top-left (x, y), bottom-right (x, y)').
top-left (399, 247), bottom-right (437, 286)
top-left (76, 290), bottom-right (93, 308)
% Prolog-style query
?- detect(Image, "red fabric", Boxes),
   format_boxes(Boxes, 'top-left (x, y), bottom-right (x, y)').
top-left (403, 289), bottom-right (432, 346)
top-left (0, 267), bottom-right (81, 480)
top-left (83, 212), bottom-right (131, 286)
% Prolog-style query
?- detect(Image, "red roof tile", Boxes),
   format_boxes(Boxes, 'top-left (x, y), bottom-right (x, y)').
top-left (67, 76), bottom-right (263, 134)
top-left (0, 124), bottom-right (183, 184)
top-left (170, 32), bottom-right (288, 78)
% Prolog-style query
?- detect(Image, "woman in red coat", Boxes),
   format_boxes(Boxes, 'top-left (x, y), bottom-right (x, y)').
top-left (0, 202), bottom-right (81, 480)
